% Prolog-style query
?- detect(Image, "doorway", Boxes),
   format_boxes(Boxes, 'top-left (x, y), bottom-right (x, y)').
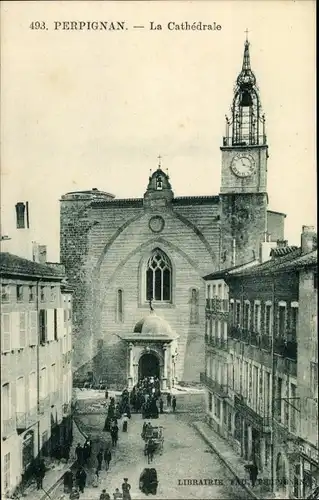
top-left (138, 353), bottom-right (160, 380)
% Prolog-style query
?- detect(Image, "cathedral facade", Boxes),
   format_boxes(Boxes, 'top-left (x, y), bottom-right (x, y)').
top-left (60, 40), bottom-right (285, 387)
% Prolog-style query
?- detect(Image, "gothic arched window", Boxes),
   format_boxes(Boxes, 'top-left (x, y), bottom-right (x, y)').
top-left (116, 289), bottom-right (124, 323)
top-left (146, 249), bottom-right (172, 302)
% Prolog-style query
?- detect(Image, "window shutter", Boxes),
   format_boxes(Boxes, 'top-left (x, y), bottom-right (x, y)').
top-left (29, 311), bottom-right (38, 345)
top-left (11, 311), bottom-right (20, 349)
top-left (1, 313), bottom-right (11, 352)
top-left (19, 312), bottom-right (27, 348)
top-left (47, 309), bottom-right (54, 341)
top-left (57, 308), bottom-right (64, 339)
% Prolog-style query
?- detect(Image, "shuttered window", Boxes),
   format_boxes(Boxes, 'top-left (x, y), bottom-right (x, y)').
top-left (47, 309), bottom-right (55, 341)
top-left (19, 312), bottom-right (27, 348)
top-left (11, 311), bottom-right (20, 349)
top-left (29, 311), bottom-right (38, 346)
top-left (57, 308), bottom-right (64, 338)
top-left (39, 310), bottom-right (47, 343)
top-left (1, 313), bottom-right (11, 352)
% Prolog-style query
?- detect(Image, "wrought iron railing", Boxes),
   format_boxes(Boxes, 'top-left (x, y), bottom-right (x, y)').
top-left (16, 409), bottom-right (38, 431)
top-left (228, 327), bottom-right (297, 360)
top-left (200, 373), bottom-right (228, 398)
top-left (222, 134), bottom-right (267, 147)
top-left (206, 298), bottom-right (229, 313)
top-left (234, 394), bottom-right (271, 431)
top-left (274, 338), bottom-right (297, 360)
top-left (205, 336), bottom-right (229, 350)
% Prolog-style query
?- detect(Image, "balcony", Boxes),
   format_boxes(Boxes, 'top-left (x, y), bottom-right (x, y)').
top-left (261, 334), bottom-right (272, 351)
top-left (206, 298), bottom-right (229, 313)
top-left (16, 408), bottom-right (38, 432)
top-left (274, 338), bottom-right (297, 360)
top-left (200, 372), bottom-right (228, 398)
top-left (2, 416), bottom-right (16, 439)
top-left (222, 134), bottom-right (267, 147)
top-left (205, 336), bottom-right (229, 351)
top-left (234, 395), bottom-right (271, 432)
top-left (39, 396), bottom-right (50, 414)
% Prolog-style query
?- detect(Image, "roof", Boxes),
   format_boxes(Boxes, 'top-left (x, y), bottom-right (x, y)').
top-left (226, 248), bottom-right (317, 279)
top-left (91, 195), bottom-right (220, 209)
top-left (0, 253), bottom-right (66, 280)
top-left (203, 259), bottom-right (259, 281)
top-left (133, 311), bottom-right (174, 339)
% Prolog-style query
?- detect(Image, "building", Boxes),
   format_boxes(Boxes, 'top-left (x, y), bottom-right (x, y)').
top-left (202, 226), bottom-right (318, 499)
top-left (1, 253), bottom-right (73, 497)
top-left (60, 39), bottom-right (285, 388)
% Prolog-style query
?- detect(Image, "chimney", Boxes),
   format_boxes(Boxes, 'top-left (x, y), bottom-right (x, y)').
top-left (301, 226), bottom-right (317, 254)
top-left (38, 245), bottom-right (47, 264)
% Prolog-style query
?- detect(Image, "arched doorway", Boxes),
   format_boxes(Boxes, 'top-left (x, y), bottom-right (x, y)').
top-left (138, 353), bottom-right (160, 380)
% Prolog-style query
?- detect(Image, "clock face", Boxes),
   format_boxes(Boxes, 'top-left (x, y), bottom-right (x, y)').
top-left (231, 154), bottom-right (255, 178)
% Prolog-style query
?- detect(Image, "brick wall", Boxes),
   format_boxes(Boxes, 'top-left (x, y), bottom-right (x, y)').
top-left (60, 197), bottom-right (222, 383)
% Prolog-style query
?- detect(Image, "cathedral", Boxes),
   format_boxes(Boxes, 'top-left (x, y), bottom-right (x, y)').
top-left (60, 40), bottom-right (285, 388)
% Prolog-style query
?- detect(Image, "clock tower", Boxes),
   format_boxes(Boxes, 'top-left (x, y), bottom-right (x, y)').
top-left (219, 38), bottom-right (268, 267)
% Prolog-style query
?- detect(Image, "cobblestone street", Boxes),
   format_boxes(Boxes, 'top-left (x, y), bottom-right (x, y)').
top-left (56, 412), bottom-right (250, 499)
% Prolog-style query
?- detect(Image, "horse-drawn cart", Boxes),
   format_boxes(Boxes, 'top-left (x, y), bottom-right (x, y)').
top-left (142, 425), bottom-right (164, 460)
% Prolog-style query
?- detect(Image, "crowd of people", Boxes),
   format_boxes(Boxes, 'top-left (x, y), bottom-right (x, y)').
top-left (61, 378), bottom-right (177, 499)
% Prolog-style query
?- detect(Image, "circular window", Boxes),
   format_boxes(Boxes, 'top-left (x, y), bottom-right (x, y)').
top-left (149, 216), bottom-right (165, 234)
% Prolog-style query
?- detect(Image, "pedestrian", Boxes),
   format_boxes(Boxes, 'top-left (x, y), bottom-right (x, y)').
top-left (105, 388), bottom-right (109, 400)
top-left (100, 489), bottom-right (111, 500)
top-left (113, 487), bottom-right (123, 500)
top-left (111, 423), bottom-right (119, 447)
top-left (122, 413), bottom-right (128, 432)
top-left (35, 458), bottom-right (46, 490)
top-left (63, 469), bottom-right (73, 494)
top-left (159, 398), bottom-right (164, 414)
top-left (85, 437), bottom-right (92, 456)
top-left (248, 461), bottom-right (259, 487)
top-left (104, 416), bottom-right (111, 432)
top-left (104, 448), bottom-right (112, 470)
top-left (83, 442), bottom-right (90, 464)
top-left (166, 392), bottom-right (172, 407)
top-left (69, 487), bottom-right (80, 500)
top-left (172, 395), bottom-right (176, 412)
top-left (97, 449), bottom-right (103, 470)
top-left (78, 468), bottom-right (87, 493)
top-left (122, 478), bottom-right (131, 500)
top-left (75, 444), bottom-right (83, 464)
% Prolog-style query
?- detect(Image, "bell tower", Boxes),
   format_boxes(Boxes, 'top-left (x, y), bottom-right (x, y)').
top-left (219, 37), bottom-right (268, 268)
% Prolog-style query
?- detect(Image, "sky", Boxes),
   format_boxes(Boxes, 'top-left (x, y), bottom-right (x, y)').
top-left (1, 0), bottom-right (316, 262)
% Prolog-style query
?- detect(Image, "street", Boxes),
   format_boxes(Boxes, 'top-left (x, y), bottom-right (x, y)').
top-left (55, 412), bottom-right (250, 499)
